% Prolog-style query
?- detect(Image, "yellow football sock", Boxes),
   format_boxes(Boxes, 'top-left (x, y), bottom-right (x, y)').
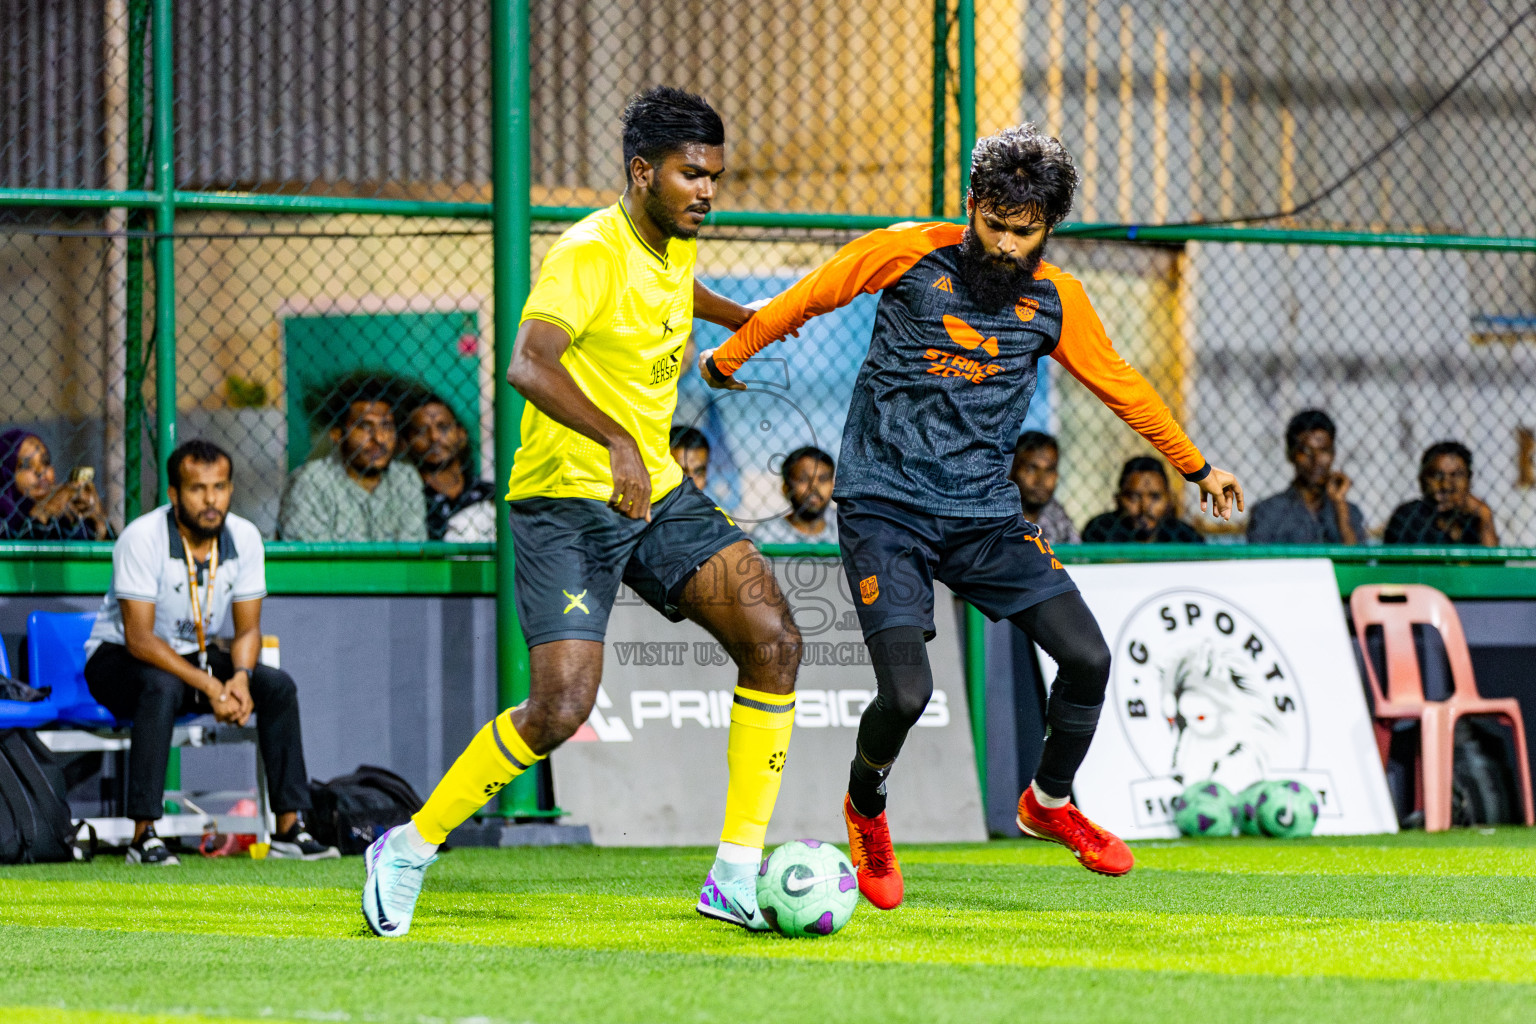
top-left (720, 686), bottom-right (796, 848)
top-left (412, 709), bottom-right (545, 844)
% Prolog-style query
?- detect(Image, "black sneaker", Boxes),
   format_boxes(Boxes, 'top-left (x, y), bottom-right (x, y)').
top-left (126, 827), bottom-right (180, 866)
top-left (269, 821), bottom-right (340, 861)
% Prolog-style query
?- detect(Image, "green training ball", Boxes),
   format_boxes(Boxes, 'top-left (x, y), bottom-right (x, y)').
top-left (756, 839), bottom-right (858, 937)
top-left (1172, 780), bottom-right (1238, 837)
top-left (1237, 782), bottom-right (1268, 836)
top-left (1255, 780), bottom-right (1319, 838)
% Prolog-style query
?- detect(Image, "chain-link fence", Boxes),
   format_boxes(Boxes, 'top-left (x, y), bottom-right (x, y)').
top-left (2, 0), bottom-right (1534, 546)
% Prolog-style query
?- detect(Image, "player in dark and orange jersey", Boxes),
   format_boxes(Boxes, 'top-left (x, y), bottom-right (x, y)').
top-left (699, 125), bottom-right (1243, 906)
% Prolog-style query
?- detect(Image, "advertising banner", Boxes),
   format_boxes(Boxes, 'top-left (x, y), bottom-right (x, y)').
top-left (1051, 559), bottom-right (1397, 839)
top-left (552, 557), bottom-right (987, 846)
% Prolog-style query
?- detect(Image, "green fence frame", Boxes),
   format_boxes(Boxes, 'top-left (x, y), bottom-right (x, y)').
top-left (6, 1), bottom-right (1536, 820)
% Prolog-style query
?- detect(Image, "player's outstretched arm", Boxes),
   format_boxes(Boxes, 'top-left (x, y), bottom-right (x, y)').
top-left (1196, 466), bottom-right (1245, 521)
top-left (508, 318), bottom-right (653, 520)
top-left (693, 279), bottom-right (753, 331)
top-left (699, 223), bottom-right (954, 390)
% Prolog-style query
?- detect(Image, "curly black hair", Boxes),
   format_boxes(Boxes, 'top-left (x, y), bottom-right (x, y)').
top-left (621, 86), bottom-right (724, 186)
top-left (968, 124), bottom-right (1079, 227)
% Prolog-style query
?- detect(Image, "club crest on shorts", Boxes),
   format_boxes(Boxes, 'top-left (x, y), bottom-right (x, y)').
top-left (859, 575), bottom-right (880, 605)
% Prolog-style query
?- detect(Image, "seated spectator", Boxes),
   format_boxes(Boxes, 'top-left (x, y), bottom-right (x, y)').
top-left (84, 440), bottom-right (337, 865)
top-left (401, 395), bottom-right (496, 541)
top-left (669, 425), bottom-right (710, 492)
top-left (1247, 409), bottom-right (1365, 545)
top-left (1009, 430), bottom-right (1079, 543)
top-left (1082, 456), bottom-right (1204, 543)
top-left (1385, 441), bottom-right (1499, 546)
top-left (278, 375), bottom-right (428, 541)
top-left (0, 429), bottom-right (110, 540)
top-left (752, 446), bottom-right (837, 544)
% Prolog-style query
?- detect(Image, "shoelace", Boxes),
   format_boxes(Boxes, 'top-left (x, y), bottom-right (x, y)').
top-left (854, 819), bottom-right (895, 876)
top-left (1057, 805), bottom-right (1108, 855)
top-left (382, 856), bottom-right (427, 914)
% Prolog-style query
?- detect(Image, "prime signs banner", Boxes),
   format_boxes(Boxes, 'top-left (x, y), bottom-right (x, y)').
top-left (553, 558), bottom-right (987, 846)
top-left (1052, 558), bottom-right (1397, 839)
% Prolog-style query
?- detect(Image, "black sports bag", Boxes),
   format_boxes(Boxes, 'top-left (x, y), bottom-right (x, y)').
top-left (308, 765), bottom-right (424, 856)
top-left (0, 729), bottom-right (88, 864)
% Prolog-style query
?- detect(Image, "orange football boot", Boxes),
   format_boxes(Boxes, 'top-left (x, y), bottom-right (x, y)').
top-left (1016, 786), bottom-right (1134, 876)
top-left (843, 794), bottom-right (904, 909)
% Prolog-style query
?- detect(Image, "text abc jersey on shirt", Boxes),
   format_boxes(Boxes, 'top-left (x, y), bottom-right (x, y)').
top-left (508, 203), bottom-right (695, 504)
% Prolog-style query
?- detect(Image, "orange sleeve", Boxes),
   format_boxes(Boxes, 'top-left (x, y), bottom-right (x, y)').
top-left (1046, 269), bottom-right (1209, 479)
top-left (711, 222), bottom-right (961, 376)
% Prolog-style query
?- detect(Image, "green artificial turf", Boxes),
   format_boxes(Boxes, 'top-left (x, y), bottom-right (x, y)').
top-left (2, 830), bottom-right (1535, 1023)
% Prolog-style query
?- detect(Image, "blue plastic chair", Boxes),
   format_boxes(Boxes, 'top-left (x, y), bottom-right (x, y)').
top-left (26, 610), bottom-right (117, 728)
top-left (0, 620), bottom-right (63, 728)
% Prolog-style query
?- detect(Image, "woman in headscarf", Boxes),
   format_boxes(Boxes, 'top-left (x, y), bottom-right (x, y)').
top-left (0, 429), bottom-right (111, 540)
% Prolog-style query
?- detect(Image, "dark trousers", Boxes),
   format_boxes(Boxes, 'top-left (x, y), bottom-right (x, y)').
top-left (83, 642), bottom-right (312, 821)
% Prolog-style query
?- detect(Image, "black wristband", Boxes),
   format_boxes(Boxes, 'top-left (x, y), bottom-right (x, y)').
top-left (1182, 462), bottom-right (1212, 483)
top-left (233, 665), bottom-right (255, 676)
top-left (704, 352), bottom-right (727, 381)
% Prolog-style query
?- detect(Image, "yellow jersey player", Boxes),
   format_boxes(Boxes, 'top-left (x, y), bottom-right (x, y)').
top-left (362, 87), bottom-right (801, 936)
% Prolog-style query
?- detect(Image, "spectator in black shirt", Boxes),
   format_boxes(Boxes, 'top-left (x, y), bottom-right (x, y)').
top-left (1082, 456), bottom-right (1204, 544)
top-left (1246, 409), bottom-right (1365, 545)
top-left (1385, 441), bottom-right (1499, 546)
top-left (400, 397), bottom-right (496, 541)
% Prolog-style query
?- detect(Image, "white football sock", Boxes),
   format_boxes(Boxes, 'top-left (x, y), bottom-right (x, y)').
top-left (1031, 780), bottom-right (1069, 809)
top-left (714, 840), bottom-right (762, 875)
top-left (398, 819), bottom-right (439, 859)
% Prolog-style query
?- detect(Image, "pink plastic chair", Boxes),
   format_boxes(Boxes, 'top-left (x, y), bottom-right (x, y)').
top-left (1350, 584), bottom-right (1534, 832)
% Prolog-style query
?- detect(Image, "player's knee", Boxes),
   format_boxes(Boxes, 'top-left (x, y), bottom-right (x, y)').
top-left (522, 691), bottom-right (595, 751)
top-left (252, 668), bottom-right (297, 707)
top-left (888, 674), bottom-right (934, 726)
top-left (1059, 634), bottom-right (1112, 703)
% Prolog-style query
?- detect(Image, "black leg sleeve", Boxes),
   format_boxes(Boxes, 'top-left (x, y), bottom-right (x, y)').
top-left (1009, 591), bottom-right (1112, 800)
top-left (846, 625), bottom-right (932, 817)
top-left (245, 666), bottom-right (312, 814)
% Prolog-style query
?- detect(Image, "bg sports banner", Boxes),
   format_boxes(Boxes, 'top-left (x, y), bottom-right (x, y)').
top-left (553, 558), bottom-right (987, 846)
top-left (1056, 558), bottom-right (1398, 839)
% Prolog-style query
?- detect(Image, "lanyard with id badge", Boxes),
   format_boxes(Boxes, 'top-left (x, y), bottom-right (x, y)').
top-left (182, 541), bottom-right (219, 671)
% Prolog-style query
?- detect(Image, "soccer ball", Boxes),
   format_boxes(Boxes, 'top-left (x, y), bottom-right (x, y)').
top-left (1237, 782), bottom-right (1268, 836)
top-left (756, 839), bottom-right (858, 937)
top-left (1172, 780), bottom-right (1239, 837)
top-left (1254, 780), bottom-right (1319, 838)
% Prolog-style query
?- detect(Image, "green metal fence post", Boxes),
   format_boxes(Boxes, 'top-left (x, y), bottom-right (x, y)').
top-left (931, 0), bottom-right (949, 217)
top-left (964, 603), bottom-right (988, 812)
top-left (151, 0), bottom-right (176, 502)
top-left (492, 0), bottom-right (539, 819)
top-left (123, 0), bottom-right (150, 519)
top-left (957, 0), bottom-right (976, 207)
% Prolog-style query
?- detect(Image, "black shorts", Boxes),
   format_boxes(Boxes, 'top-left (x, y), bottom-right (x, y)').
top-left (508, 478), bottom-right (747, 648)
top-left (836, 495), bottom-right (1079, 641)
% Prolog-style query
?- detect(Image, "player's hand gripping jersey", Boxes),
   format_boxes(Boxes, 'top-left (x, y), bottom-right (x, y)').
top-left (711, 222), bottom-right (1209, 516)
top-left (508, 203), bottom-right (695, 502)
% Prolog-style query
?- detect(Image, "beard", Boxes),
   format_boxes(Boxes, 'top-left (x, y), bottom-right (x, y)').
top-left (643, 189), bottom-right (708, 240)
top-left (175, 499), bottom-right (225, 542)
top-left (957, 226), bottom-right (1046, 312)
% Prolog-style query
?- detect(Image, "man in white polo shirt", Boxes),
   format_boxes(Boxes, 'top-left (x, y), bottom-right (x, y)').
top-left (84, 440), bottom-right (337, 865)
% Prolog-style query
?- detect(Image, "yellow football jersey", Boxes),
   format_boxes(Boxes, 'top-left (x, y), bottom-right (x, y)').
top-left (508, 203), bottom-right (694, 503)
